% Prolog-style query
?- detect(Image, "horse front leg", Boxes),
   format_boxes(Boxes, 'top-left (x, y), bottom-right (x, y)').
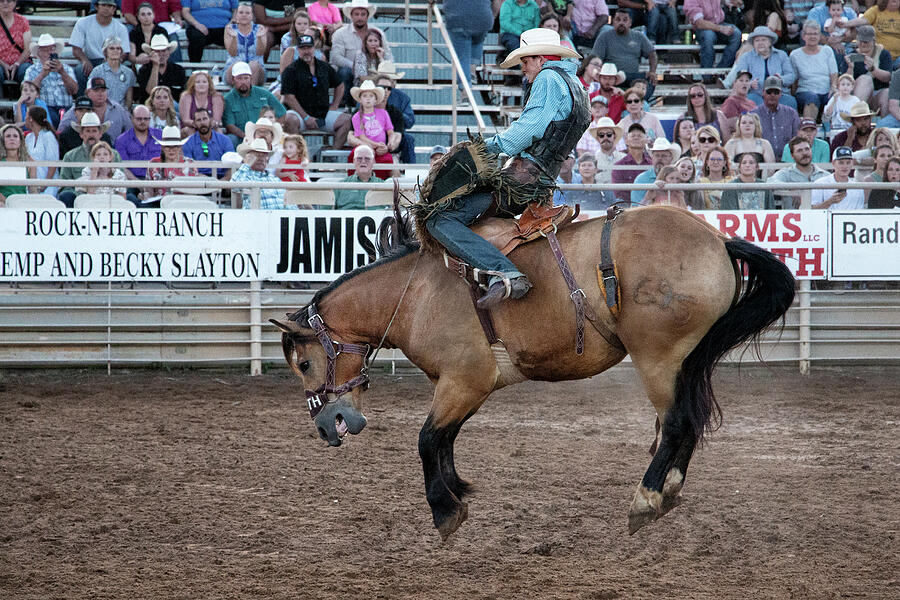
top-left (418, 378), bottom-right (490, 540)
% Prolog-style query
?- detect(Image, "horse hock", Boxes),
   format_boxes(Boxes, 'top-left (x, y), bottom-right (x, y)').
top-left (313, 397), bottom-right (367, 447)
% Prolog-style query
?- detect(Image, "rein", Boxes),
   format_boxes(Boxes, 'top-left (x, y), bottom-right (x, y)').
top-left (302, 253), bottom-right (421, 420)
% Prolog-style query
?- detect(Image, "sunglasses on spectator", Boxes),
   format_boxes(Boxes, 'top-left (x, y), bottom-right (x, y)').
top-left (201, 141), bottom-right (209, 157)
top-left (595, 132), bottom-right (615, 139)
top-left (626, 98), bottom-right (641, 104)
top-left (765, 89), bottom-right (782, 95)
top-left (698, 136), bottom-right (716, 143)
top-left (689, 92), bottom-right (705, 98)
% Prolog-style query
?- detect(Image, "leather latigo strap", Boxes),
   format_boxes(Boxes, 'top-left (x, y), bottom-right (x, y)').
top-left (598, 206), bottom-right (622, 318)
top-left (546, 230), bottom-right (588, 355)
top-left (443, 253), bottom-right (500, 344)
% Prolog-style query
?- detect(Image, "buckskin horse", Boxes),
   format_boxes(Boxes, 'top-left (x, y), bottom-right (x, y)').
top-left (271, 205), bottom-right (795, 538)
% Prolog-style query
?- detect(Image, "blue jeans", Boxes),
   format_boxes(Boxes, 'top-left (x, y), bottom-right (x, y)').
top-left (696, 27), bottom-right (742, 69)
top-left (647, 5), bottom-right (678, 44)
top-left (500, 32), bottom-right (521, 53)
top-left (398, 132), bottom-right (415, 165)
top-left (336, 66), bottom-right (353, 106)
top-left (878, 114), bottom-right (900, 128)
top-left (796, 91), bottom-right (829, 112)
top-left (748, 92), bottom-right (798, 110)
top-left (425, 191), bottom-right (524, 280)
top-left (448, 28), bottom-right (487, 89)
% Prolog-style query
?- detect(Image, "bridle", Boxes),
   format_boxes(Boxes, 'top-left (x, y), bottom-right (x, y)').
top-left (298, 252), bottom-right (422, 421)
top-left (303, 304), bottom-right (371, 419)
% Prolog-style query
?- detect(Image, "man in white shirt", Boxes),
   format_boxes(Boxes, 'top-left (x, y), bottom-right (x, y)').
top-left (70, 0), bottom-right (131, 89)
top-left (811, 146), bottom-right (865, 210)
top-left (329, 0), bottom-right (392, 106)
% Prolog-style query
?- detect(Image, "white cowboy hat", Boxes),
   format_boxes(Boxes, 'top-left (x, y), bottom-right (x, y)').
top-left (370, 61), bottom-right (405, 80)
top-left (342, 0), bottom-right (376, 20)
top-left (499, 28), bottom-right (581, 69)
top-left (840, 101), bottom-right (878, 121)
top-left (237, 137), bottom-right (275, 157)
top-left (649, 138), bottom-right (681, 157)
top-left (244, 117), bottom-right (284, 146)
top-left (597, 63), bottom-right (626, 85)
top-left (589, 116), bottom-right (622, 144)
top-left (71, 112), bottom-right (111, 134)
top-left (141, 34), bottom-right (178, 55)
top-left (152, 125), bottom-right (188, 146)
top-left (29, 33), bottom-right (64, 56)
top-left (350, 79), bottom-right (386, 104)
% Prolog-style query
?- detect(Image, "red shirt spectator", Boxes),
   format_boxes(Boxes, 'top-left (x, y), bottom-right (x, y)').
top-left (0, 7), bottom-right (30, 68)
top-left (122, 0), bottom-right (184, 27)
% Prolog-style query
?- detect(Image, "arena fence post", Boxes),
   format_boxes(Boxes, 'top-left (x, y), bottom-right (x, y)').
top-left (250, 280), bottom-right (262, 376)
top-left (426, 2), bottom-right (433, 85)
top-left (798, 189), bottom-right (812, 375)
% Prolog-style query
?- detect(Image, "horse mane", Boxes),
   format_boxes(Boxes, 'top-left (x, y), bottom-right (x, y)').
top-left (288, 185), bottom-right (420, 326)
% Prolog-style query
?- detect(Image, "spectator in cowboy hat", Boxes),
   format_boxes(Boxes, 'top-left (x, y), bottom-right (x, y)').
top-left (59, 76), bottom-right (132, 142)
top-left (59, 112), bottom-right (124, 207)
top-left (347, 79), bottom-right (400, 179)
top-left (23, 34), bottom-right (78, 128)
top-left (576, 95), bottom-right (610, 157)
top-left (591, 116), bottom-right (624, 180)
top-left (330, 0), bottom-right (393, 106)
top-left (59, 96), bottom-right (114, 157)
top-left (232, 137), bottom-right (297, 210)
top-left (631, 137), bottom-right (681, 205)
top-left (723, 26), bottom-right (797, 109)
top-left (136, 34), bottom-right (187, 104)
top-left (373, 62), bottom-right (416, 166)
top-left (70, 0), bottom-right (131, 88)
top-left (830, 101), bottom-right (876, 151)
top-left (146, 125), bottom-right (198, 201)
top-left (594, 62), bottom-right (627, 122)
top-left (238, 116), bottom-right (285, 175)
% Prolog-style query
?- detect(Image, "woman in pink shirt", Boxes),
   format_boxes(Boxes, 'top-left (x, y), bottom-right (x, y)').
top-left (308, 0), bottom-right (343, 37)
top-left (347, 80), bottom-right (400, 179)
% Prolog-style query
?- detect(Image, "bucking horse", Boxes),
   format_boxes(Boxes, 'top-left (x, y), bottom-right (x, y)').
top-left (271, 203), bottom-right (795, 538)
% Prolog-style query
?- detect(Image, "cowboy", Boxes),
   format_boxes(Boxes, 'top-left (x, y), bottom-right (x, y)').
top-left (423, 28), bottom-right (589, 309)
top-left (240, 116), bottom-right (285, 175)
top-left (830, 101), bottom-right (875, 151)
top-left (59, 112), bottom-right (123, 207)
top-left (330, 0), bottom-right (393, 106)
top-left (232, 138), bottom-right (298, 210)
top-left (136, 34), bottom-right (187, 104)
top-left (23, 34), bottom-right (78, 128)
top-left (60, 96), bottom-right (115, 156)
top-left (594, 63), bottom-right (627, 122)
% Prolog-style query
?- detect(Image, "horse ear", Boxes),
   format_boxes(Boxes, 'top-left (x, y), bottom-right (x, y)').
top-left (270, 318), bottom-right (304, 333)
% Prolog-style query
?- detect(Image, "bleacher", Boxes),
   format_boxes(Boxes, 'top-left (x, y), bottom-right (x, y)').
top-left (8, 1), bottom-right (743, 164)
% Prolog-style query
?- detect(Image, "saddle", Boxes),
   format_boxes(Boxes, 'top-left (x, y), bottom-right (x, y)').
top-left (442, 202), bottom-right (578, 288)
top-left (442, 203), bottom-right (625, 355)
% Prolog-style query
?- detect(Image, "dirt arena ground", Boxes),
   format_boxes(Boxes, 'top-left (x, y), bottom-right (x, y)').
top-left (1, 365), bottom-right (898, 599)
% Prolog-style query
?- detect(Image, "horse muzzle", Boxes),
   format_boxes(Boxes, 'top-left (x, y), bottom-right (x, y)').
top-left (312, 396), bottom-right (367, 447)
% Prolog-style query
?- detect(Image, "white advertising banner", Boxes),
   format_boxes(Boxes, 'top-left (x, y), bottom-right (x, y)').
top-left (0, 208), bottom-right (392, 282)
top-left (828, 210), bottom-right (900, 280)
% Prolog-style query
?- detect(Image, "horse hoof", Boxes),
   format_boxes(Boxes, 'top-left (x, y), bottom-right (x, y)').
top-left (437, 501), bottom-right (469, 541)
top-left (662, 468), bottom-right (684, 498)
top-left (627, 486), bottom-right (662, 535)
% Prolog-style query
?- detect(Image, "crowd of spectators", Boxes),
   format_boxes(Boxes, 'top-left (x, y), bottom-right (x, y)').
top-left (0, 0), bottom-right (899, 211)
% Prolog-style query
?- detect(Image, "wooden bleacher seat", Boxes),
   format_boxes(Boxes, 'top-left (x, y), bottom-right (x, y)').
top-left (5, 194), bottom-right (65, 208)
top-left (73, 194), bottom-right (135, 209)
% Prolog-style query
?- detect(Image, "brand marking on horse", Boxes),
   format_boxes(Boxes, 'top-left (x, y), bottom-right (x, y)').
top-left (633, 277), bottom-right (697, 323)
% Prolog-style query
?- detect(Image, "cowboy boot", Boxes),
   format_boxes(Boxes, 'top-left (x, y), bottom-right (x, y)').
top-left (476, 276), bottom-right (533, 310)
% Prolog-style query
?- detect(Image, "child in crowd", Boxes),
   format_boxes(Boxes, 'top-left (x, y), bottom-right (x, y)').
top-left (76, 142), bottom-right (128, 198)
top-left (575, 96), bottom-right (608, 157)
top-left (824, 1), bottom-right (850, 39)
top-left (278, 134), bottom-right (309, 182)
top-left (14, 82), bottom-right (50, 132)
top-left (348, 80), bottom-right (400, 179)
top-left (823, 74), bottom-right (860, 132)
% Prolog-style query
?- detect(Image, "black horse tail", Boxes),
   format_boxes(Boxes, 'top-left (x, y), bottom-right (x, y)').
top-left (678, 237), bottom-right (796, 445)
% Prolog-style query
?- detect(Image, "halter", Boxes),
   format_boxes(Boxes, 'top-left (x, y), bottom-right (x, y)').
top-left (303, 304), bottom-right (371, 419)
top-left (300, 252), bottom-right (421, 421)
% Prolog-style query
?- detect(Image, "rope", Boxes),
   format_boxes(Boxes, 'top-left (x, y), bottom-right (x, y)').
top-left (366, 251), bottom-right (422, 370)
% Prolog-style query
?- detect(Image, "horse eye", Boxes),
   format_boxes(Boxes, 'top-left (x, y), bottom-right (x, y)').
top-left (299, 361), bottom-right (310, 373)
